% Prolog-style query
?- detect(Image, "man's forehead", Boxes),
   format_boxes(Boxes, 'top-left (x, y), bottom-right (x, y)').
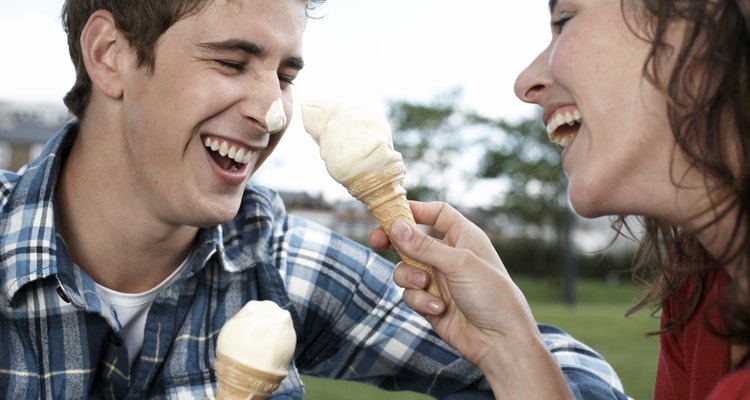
top-left (176, 0), bottom-right (306, 59)
top-left (179, 0), bottom-right (307, 33)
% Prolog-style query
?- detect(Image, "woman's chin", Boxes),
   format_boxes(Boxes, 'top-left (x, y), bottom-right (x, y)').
top-left (567, 183), bottom-right (611, 219)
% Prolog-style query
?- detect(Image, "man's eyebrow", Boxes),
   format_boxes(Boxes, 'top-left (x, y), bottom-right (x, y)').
top-left (197, 39), bottom-right (305, 71)
top-left (198, 39), bottom-right (265, 56)
top-left (549, 0), bottom-right (558, 13)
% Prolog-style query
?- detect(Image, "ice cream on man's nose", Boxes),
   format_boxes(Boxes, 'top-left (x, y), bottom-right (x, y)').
top-left (265, 98), bottom-right (287, 134)
top-left (214, 300), bottom-right (296, 399)
top-left (302, 101), bottom-right (441, 298)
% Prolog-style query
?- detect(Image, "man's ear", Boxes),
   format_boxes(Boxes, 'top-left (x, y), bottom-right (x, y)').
top-left (80, 10), bottom-right (125, 99)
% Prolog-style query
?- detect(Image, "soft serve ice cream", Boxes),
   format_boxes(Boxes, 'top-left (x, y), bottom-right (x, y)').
top-left (214, 300), bottom-right (296, 399)
top-left (301, 101), bottom-right (403, 184)
top-left (301, 100), bottom-right (441, 298)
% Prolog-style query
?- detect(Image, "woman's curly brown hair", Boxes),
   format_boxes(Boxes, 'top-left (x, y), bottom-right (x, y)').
top-left (618, 0), bottom-right (750, 355)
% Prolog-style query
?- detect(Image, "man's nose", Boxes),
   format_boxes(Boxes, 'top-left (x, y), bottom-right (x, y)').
top-left (239, 72), bottom-right (285, 133)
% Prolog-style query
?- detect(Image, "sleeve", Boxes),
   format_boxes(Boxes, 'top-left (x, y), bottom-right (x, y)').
top-left (540, 325), bottom-right (631, 399)
top-left (277, 213), bottom-right (629, 399)
top-left (707, 368), bottom-right (750, 400)
top-left (278, 214), bottom-right (490, 398)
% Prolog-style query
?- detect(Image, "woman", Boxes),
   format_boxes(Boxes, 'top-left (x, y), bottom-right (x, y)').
top-left (370, 0), bottom-right (750, 398)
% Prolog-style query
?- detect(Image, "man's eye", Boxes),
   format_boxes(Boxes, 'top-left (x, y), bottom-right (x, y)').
top-left (215, 60), bottom-right (245, 72)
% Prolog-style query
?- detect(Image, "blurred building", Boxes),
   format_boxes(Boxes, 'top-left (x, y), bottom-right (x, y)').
top-left (0, 101), bottom-right (69, 171)
top-left (277, 190), bottom-right (379, 241)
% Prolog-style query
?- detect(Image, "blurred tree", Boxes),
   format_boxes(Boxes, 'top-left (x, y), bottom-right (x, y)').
top-left (468, 112), bottom-right (567, 234)
top-left (388, 92), bottom-right (578, 303)
top-left (387, 90), bottom-right (567, 230)
top-left (387, 88), bottom-right (466, 201)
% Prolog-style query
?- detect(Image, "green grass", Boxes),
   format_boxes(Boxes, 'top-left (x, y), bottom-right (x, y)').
top-left (302, 278), bottom-right (659, 400)
top-left (516, 277), bottom-right (660, 400)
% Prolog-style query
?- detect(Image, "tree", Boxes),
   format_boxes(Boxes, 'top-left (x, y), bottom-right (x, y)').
top-left (387, 91), bottom-right (568, 231)
top-left (388, 92), bottom-right (578, 304)
top-left (387, 88), bottom-right (468, 201)
top-left (468, 112), bottom-right (568, 235)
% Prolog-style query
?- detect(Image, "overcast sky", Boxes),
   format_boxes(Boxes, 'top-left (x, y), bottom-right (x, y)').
top-left (0, 1), bottom-right (552, 205)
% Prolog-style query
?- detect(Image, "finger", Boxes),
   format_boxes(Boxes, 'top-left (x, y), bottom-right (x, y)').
top-left (401, 287), bottom-right (446, 316)
top-left (409, 201), bottom-right (501, 264)
top-left (390, 218), bottom-right (480, 278)
top-left (368, 227), bottom-right (391, 250)
top-left (393, 261), bottom-right (430, 290)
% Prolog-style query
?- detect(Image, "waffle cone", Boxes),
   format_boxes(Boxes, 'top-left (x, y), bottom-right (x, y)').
top-left (214, 352), bottom-right (287, 400)
top-left (344, 161), bottom-right (441, 298)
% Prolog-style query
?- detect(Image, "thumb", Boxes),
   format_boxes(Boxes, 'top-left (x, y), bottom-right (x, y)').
top-left (389, 219), bottom-right (415, 242)
top-left (390, 219), bottom-right (454, 274)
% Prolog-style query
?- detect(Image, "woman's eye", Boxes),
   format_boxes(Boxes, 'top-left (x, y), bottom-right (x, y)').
top-left (551, 15), bottom-right (572, 33)
top-left (279, 75), bottom-right (295, 87)
top-left (216, 60), bottom-right (245, 72)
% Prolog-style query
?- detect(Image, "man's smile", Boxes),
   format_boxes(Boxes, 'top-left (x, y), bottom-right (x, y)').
top-left (203, 135), bottom-right (257, 172)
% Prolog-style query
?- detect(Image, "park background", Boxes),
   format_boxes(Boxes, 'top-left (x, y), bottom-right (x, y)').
top-left (0, 1), bottom-right (658, 399)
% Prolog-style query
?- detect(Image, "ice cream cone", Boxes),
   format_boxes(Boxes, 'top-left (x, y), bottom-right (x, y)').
top-left (214, 351), bottom-right (287, 400)
top-left (214, 301), bottom-right (295, 400)
top-left (345, 160), bottom-right (441, 298)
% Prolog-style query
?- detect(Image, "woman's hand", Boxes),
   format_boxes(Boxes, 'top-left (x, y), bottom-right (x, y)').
top-left (370, 201), bottom-right (571, 398)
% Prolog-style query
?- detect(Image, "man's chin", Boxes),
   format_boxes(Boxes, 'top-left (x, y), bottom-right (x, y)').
top-left (186, 200), bottom-right (243, 228)
top-left (192, 214), bottom-right (237, 229)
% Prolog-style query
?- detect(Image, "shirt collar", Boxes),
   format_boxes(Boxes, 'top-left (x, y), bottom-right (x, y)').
top-left (1, 120), bottom-right (76, 303)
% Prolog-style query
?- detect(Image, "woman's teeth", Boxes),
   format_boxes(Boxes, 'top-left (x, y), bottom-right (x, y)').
top-left (204, 137), bottom-right (254, 165)
top-left (546, 110), bottom-right (582, 147)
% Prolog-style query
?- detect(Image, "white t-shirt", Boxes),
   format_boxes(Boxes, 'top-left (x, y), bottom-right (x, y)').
top-left (95, 256), bottom-right (190, 366)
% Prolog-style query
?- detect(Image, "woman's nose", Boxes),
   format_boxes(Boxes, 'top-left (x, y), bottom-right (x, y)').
top-left (514, 46), bottom-right (553, 105)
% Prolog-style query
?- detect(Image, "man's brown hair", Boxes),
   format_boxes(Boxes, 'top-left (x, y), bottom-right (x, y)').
top-left (61, 0), bottom-right (324, 119)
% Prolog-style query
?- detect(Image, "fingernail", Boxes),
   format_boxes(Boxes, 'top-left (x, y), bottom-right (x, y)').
top-left (427, 301), bottom-right (444, 314)
top-left (408, 271), bottom-right (427, 288)
top-left (390, 219), bottom-right (412, 241)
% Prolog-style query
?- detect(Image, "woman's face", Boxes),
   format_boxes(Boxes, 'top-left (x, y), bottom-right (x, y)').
top-left (514, 0), bottom-right (695, 220)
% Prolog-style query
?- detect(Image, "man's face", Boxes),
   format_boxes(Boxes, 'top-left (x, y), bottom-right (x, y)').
top-left (119, 0), bottom-right (306, 227)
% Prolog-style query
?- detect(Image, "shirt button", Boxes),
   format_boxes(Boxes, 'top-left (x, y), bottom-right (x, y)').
top-left (110, 330), bottom-right (123, 347)
top-left (56, 286), bottom-right (71, 303)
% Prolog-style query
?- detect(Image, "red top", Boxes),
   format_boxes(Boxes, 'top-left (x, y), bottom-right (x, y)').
top-left (707, 368), bottom-right (750, 399)
top-left (655, 267), bottom-right (750, 399)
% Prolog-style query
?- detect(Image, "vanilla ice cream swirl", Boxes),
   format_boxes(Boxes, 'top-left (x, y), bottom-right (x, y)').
top-left (216, 300), bottom-right (296, 375)
top-left (302, 101), bottom-right (403, 184)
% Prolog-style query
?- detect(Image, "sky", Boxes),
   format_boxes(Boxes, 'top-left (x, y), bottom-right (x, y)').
top-left (0, 0), bottom-right (552, 205)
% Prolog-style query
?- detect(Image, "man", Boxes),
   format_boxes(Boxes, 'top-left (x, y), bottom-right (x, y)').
top-left (0, 0), bottom-right (627, 398)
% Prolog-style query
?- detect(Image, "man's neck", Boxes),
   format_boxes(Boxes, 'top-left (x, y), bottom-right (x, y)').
top-left (55, 120), bottom-right (198, 293)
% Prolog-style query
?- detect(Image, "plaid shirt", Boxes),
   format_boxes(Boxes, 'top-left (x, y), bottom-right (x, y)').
top-left (0, 121), bottom-right (629, 399)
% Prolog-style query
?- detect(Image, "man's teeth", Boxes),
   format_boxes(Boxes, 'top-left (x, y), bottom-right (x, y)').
top-left (204, 137), bottom-right (254, 164)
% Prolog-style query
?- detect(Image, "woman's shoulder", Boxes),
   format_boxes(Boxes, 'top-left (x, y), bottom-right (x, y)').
top-left (707, 367), bottom-right (750, 400)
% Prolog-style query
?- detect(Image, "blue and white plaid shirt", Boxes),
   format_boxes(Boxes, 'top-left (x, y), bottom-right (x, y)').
top-left (0, 121), bottom-right (629, 399)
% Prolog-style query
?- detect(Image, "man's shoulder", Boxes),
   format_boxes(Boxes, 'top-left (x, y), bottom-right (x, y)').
top-left (231, 184), bottom-right (331, 237)
top-left (219, 184), bottom-right (288, 251)
top-left (236, 184), bottom-right (287, 220)
top-left (0, 169), bottom-right (22, 209)
top-left (231, 183), bottom-right (373, 257)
